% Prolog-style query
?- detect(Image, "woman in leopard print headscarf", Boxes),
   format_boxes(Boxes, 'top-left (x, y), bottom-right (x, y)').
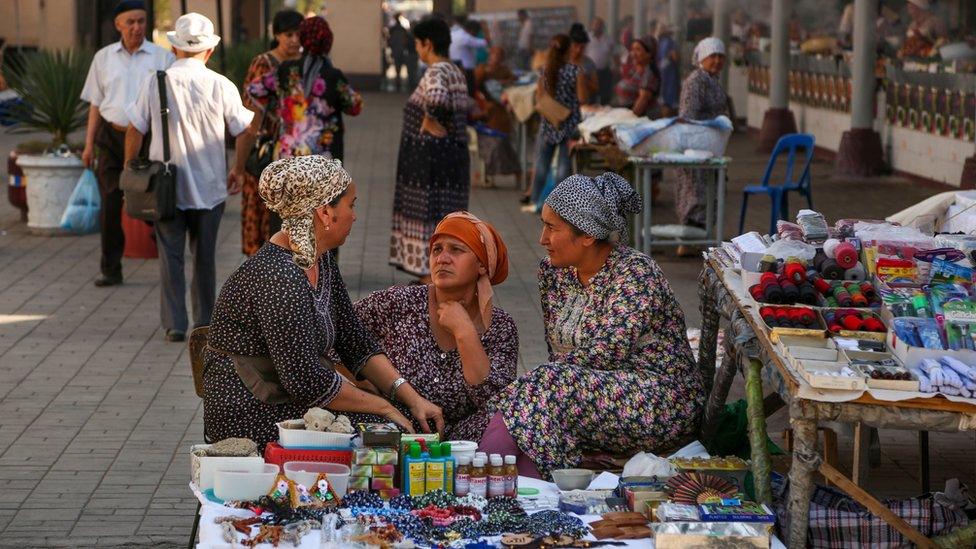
top-left (202, 156), bottom-right (445, 449)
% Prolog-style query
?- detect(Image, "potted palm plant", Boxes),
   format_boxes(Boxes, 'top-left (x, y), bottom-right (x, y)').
top-left (5, 49), bottom-right (91, 234)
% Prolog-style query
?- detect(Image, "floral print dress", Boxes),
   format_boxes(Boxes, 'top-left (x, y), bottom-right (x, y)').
top-left (491, 246), bottom-right (705, 478)
top-left (353, 285), bottom-right (518, 441)
top-left (240, 51), bottom-right (282, 256)
top-left (246, 55), bottom-right (363, 161)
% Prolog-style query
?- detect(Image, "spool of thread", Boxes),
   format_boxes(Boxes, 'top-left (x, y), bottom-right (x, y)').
top-left (784, 260), bottom-right (807, 284)
top-left (758, 254), bottom-right (778, 273)
top-left (798, 283), bottom-right (818, 305)
top-left (844, 262), bottom-right (867, 281)
top-left (820, 258), bottom-right (845, 280)
top-left (859, 281), bottom-right (877, 301)
top-left (862, 317), bottom-right (885, 332)
top-left (760, 307), bottom-right (776, 325)
top-left (841, 314), bottom-right (864, 331)
top-left (760, 272), bottom-right (778, 286)
top-left (823, 238), bottom-right (858, 269)
top-left (774, 308), bottom-right (790, 327)
top-left (793, 308), bottom-right (817, 326)
top-left (812, 249), bottom-right (828, 271)
top-left (779, 278), bottom-right (799, 303)
top-left (811, 276), bottom-right (831, 294)
top-left (833, 287), bottom-right (853, 307)
top-left (749, 284), bottom-right (765, 301)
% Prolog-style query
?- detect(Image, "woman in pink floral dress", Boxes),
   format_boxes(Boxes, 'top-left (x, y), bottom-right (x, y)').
top-left (245, 16), bottom-right (362, 162)
top-left (481, 173), bottom-right (706, 479)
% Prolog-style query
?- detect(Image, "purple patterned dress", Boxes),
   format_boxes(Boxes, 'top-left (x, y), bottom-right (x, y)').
top-left (354, 285), bottom-right (518, 441)
top-left (491, 246), bottom-right (705, 477)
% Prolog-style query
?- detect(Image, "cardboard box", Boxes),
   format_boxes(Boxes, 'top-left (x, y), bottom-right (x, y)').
top-left (795, 359), bottom-right (867, 391)
top-left (777, 335), bottom-right (839, 361)
top-left (357, 423), bottom-right (401, 448)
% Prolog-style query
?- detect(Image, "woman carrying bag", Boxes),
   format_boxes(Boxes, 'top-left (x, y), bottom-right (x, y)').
top-left (523, 34), bottom-right (588, 210)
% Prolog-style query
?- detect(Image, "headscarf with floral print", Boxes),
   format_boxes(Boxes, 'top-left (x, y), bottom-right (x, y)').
top-left (299, 16), bottom-right (334, 57)
top-left (259, 156), bottom-right (352, 270)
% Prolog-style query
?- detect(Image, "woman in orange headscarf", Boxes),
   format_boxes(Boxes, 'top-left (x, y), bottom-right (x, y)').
top-left (353, 212), bottom-right (518, 441)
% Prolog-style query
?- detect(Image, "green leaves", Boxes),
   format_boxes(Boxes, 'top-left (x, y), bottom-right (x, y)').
top-left (5, 49), bottom-right (93, 147)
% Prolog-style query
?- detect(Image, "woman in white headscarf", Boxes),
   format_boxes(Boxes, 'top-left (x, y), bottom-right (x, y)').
top-left (674, 37), bottom-right (730, 256)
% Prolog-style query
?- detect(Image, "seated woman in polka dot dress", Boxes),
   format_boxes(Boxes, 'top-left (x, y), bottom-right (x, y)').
top-left (203, 156), bottom-right (444, 449)
top-left (353, 212), bottom-right (518, 441)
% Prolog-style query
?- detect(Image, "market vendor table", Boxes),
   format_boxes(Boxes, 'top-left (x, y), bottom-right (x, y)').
top-left (191, 477), bottom-right (786, 548)
top-left (629, 157), bottom-right (729, 255)
top-left (696, 252), bottom-right (976, 548)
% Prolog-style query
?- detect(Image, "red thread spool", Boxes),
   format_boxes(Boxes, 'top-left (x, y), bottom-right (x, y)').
top-left (841, 314), bottom-right (864, 331)
top-left (859, 281), bottom-right (876, 300)
top-left (851, 293), bottom-right (868, 307)
top-left (750, 284), bottom-right (765, 301)
top-left (760, 272), bottom-right (778, 286)
top-left (784, 261), bottom-right (806, 284)
top-left (829, 323), bottom-right (843, 333)
top-left (833, 242), bottom-right (858, 269)
top-left (812, 277), bottom-right (831, 294)
top-left (862, 317), bottom-right (885, 332)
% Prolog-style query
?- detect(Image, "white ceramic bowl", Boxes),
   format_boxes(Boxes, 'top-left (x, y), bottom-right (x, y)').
top-left (283, 461), bottom-right (351, 497)
top-left (214, 464), bottom-right (280, 502)
top-left (551, 468), bottom-right (594, 491)
top-left (445, 440), bottom-right (478, 463)
top-left (277, 419), bottom-right (355, 449)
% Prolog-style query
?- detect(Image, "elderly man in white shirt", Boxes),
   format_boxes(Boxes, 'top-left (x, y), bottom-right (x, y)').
top-left (80, 0), bottom-right (173, 287)
top-left (124, 13), bottom-right (254, 342)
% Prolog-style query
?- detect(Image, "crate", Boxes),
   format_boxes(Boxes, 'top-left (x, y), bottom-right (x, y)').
top-left (263, 442), bottom-right (352, 467)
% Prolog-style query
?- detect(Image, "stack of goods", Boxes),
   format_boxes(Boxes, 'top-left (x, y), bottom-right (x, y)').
top-left (912, 357), bottom-right (976, 397)
top-left (822, 309), bottom-right (886, 335)
top-left (759, 306), bottom-right (822, 331)
top-left (265, 408), bottom-right (355, 465)
top-left (349, 423), bottom-right (400, 499)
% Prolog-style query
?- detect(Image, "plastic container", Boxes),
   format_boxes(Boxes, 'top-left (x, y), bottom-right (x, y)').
top-left (404, 442), bottom-right (427, 497)
top-left (276, 419), bottom-right (355, 449)
top-left (213, 463), bottom-right (279, 502)
top-left (551, 468), bottom-right (594, 491)
top-left (442, 443), bottom-right (455, 495)
top-left (283, 461), bottom-right (351, 496)
top-left (445, 440), bottom-right (477, 464)
top-left (192, 451), bottom-right (265, 490)
top-left (263, 442), bottom-right (352, 467)
top-left (425, 443), bottom-right (445, 493)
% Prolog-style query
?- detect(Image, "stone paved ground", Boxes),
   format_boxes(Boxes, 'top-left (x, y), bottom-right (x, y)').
top-left (0, 92), bottom-right (973, 547)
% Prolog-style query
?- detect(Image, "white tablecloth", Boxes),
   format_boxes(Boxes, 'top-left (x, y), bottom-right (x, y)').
top-left (194, 477), bottom-right (785, 548)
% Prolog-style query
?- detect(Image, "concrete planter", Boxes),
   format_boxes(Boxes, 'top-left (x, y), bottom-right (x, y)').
top-left (16, 153), bottom-right (84, 235)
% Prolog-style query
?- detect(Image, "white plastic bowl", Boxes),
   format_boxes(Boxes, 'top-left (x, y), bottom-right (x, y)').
top-left (551, 468), bottom-right (594, 491)
top-left (277, 419), bottom-right (355, 449)
top-left (196, 454), bottom-right (265, 490)
top-left (214, 464), bottom-right (280, 502)
top-left (283, 461), bottom-right (351, 497)
top-left (446, 440), bottom-right (478, 463)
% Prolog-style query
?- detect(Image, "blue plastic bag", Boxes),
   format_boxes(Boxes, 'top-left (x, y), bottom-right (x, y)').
top-left (60, 169), bottom-right (101, 234)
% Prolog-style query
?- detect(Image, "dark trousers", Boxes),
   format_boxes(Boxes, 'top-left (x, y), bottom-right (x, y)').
top-left (154, 203), bottom-right (224, 333)
top-left (596, 68), bottom-right (613, 105)
top-left (94, 120), bottom-right (127, 278)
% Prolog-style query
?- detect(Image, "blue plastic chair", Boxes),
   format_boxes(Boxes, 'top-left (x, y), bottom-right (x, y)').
top-left (738, 133), bottom-right (815, 235)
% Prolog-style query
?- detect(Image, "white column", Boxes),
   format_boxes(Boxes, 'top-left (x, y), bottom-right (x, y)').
top-left (585, 0), bottom-right (596, 24)
top-left (850, 0), bottom-right (877, 129)
top-left (669, 0), bottom-right (685, 69)
top-left (769, 0), bottom-right (791, 110)
top-left (608, 0), bottom-right (619, 40)
top-left (712, 0), bottom-right (731, 86)
top-left (633, 0), bottom-right (647, 40)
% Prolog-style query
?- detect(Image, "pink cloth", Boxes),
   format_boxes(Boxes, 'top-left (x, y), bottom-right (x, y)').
top-left (479, 412), bottom-right (543, 479)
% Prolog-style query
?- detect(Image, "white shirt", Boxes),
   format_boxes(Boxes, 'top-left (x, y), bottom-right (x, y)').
top-left (517, 19), bottom-right (533, 50)
top-left (127, 58), bottom-right (254, 211)
top-left (586, 32), bottom-right (614, 70)
top-left (449, 25), bottom-right (488, 70)
top-left (80, 40), bottom-right (174, 126)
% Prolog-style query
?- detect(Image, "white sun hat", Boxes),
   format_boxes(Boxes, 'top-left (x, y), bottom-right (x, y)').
top-left (167, 12), bottom-right (221, 53)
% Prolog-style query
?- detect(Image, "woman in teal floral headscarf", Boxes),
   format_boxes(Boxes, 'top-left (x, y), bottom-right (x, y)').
top-left (247, 16), bottom-right (362, 162)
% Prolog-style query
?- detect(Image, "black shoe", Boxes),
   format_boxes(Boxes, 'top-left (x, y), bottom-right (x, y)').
top-left (519, 194), bottom-right (532, 204)
top-left (165, 330), bottom-right (186, 342)
top-left (94, 275), bottom-right (123, 287)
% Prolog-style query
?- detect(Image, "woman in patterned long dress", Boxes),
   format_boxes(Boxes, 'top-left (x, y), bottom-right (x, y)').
top-left (239, 10), bottom-right (303, 256)
top-left (390, 17), bottom-right (472, 282)
top-left (355, 212), bottom-right (517, 441)
top-left (675, 37), bottom-right (729, 257)
top-left (203, 157), bottom-right (443, 449)
top-left (482, 173), bottom-right (706, 478)
top-left (525, 34), bottom-right (588, 208)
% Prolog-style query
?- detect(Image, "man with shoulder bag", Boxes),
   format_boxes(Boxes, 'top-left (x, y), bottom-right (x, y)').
top-left (124, 13), bottom-right (254, 342)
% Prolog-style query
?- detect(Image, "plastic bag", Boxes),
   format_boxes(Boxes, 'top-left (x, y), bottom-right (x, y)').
top-left (60, 169), bottom-right (100, 234)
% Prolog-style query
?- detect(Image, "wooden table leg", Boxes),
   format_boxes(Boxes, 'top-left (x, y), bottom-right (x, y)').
top-left (853, 421), bottom-right (871, 487)
top-left (745, 357), bottom-right (772, 506)
top-left (696, 266), bottom-right (721, 395)
top-left (787, 417), bottom-right (819, 549)
top-left (919, 430), bottom-right (930, 493)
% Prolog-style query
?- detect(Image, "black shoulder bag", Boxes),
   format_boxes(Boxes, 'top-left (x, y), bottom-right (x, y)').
top-left (120, 70), bottom-right (177, 222)
top-left (244, 92), bottom-right (278, 178)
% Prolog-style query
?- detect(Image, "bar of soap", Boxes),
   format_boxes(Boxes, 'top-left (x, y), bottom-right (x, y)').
top-left (379, 488), bottom-right (401, 500)
top-left (373, 448), bottom-right (398, 465)
top-left (371, 477), bottom-right (395, 491)
top-left (348, 475), bottom-right (370, 492)
top-left (351, 464), bottom-right (373, 477)
top-left (371, 464), bottom-right (396, 477)
top-left (354, 448), bottom-right (377, 465)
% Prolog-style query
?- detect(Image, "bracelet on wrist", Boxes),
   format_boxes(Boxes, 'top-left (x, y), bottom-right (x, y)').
top-left (388, 377), bottom-right (408, 401)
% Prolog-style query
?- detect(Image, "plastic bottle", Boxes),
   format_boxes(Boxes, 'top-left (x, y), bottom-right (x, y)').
top-left (469, 457), bottom-right (487, 497)
top-left (454, 455), bottom-right (471, 496)
top-left (475, 452), bottom-right (488, 464)
top-left (425, 443), bottom-right (445, 493)
top-left (441, 443), bottom-right (455, 495)
top-left (404, 442), bottom-right (426, 497)
top-left (488, 455), bottom-right (505, 497)
top-left (503, 455), bottom-right (518, 497)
